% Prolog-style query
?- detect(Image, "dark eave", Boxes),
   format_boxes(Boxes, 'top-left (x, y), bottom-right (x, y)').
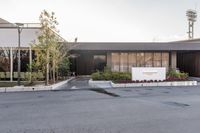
top-left (68, 42), bottom-right (200, 51)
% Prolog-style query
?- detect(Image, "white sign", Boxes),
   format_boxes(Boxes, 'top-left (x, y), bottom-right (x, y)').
top-left (132, 67), bottom-right (166, 81)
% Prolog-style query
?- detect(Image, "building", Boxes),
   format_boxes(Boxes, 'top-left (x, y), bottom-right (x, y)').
top-left (0, 18), bottom-right (66, 81)
top-left (1, 18), bottom-right (200, 81)
top-left (69, 42), bottom-right (200, 77)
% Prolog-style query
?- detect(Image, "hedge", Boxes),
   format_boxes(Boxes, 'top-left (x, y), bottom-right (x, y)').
top-left (91, 71), bottom-right (131, 81)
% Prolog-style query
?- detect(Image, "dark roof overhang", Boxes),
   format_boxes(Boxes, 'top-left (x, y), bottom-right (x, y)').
top-left (68, 42), bottom-right (200, 51)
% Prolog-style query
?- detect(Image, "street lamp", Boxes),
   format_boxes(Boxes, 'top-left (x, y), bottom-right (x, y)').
top-left (15, 23), bottom-right (24, 86)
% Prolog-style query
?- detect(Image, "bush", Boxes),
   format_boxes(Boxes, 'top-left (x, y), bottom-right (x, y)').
top-left (167, 69), bottom-right (188, 81)
top-left (91, 71), bottom-right (103, 80)
top-left (91, 71), bottom-right (131, 81)
top-left (102, 72), bottom-right (112, 80)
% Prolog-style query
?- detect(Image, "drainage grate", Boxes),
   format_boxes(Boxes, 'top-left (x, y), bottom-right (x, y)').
top-left (163, 101), bottom-right (190, 107)
top-left (90, 88), bottom-right (120, 97)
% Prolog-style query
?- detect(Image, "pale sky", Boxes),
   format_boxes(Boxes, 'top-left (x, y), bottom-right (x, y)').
top-left (0, 0), bottom-right (200, 42)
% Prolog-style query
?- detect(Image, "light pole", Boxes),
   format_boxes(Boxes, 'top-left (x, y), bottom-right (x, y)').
top-left (15, 23), bottom-right (24, 86)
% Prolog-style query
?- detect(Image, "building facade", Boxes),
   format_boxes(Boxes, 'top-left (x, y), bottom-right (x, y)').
top-left (0, 18), bottom-right (66, 81)
top-left (69, 42), bottom-right (200, 77)
top-left (1, 18), bottom-right (200, 80)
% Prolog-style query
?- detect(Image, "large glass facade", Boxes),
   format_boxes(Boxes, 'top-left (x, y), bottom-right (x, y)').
top-left (111, 52), bottom-right (169, 72)
top-left (13, 49), bottom-right (29, 72)
top-left (0, 48), bottom-right (11, 80)
top-left (94, 55), bottom-right (106, 71)
top-left (120, 53), bottom-right (128, 72)
top-left (145, 53), bottom-right (153, 67)
top-left (162, 52), bottom-right (169, 70)
top-left (153, 53), bottom-right (162, 67)
top-left (136, 53), bottom-right (145, 67)
top-left (0, 47), bottom-right (32, 81)
top-left (128, 53), bottom-right (137, 71)
top-left (111, 53), bottom-right (120, 72)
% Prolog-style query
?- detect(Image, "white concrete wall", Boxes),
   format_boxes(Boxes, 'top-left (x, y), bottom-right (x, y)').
top-left (132, 67), bottom-right (166, 81)
top-left (0, 28), bottom-right (40, 47)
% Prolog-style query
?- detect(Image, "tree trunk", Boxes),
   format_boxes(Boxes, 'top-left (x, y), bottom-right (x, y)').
top-left (45, 49), bottom-right (49, 85)
top-left (49, 66), bottom-right (52, 81)
top-left (53, 58), bottom-right (56, 84)
top-left (56, 68), bottom-right (59, 81)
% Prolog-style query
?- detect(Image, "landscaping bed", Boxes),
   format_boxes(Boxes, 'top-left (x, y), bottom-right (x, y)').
top-left (90, 69), bottom-right (197, 87)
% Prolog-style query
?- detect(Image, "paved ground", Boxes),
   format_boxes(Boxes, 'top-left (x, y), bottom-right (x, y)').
top-left (58, 77), bottom-right (92, 90)
top-left (1, 77), bottom-right (200, 133)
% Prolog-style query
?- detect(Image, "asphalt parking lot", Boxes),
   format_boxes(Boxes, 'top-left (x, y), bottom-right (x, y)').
top-left (0, 78), bottom-right (200, 133)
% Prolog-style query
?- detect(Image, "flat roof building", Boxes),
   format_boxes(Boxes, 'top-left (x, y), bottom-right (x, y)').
top-left (1, 18), bottom-right (200, 81)
top-left (69, 41), bottom-right (200, 76)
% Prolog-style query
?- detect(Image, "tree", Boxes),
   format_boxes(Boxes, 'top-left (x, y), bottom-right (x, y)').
top-left (31, 10), bottom-right (73, 85)
top-left (32, 10), bottom-right (60, 85)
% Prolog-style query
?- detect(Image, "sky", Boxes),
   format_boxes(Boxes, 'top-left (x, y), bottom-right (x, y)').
top-left (0, 0), bottom-right (200, 42)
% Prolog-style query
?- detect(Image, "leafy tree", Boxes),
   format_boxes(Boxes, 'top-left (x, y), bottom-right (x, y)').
top-left (31, 10), bottom-right (68, 85)
top-left (58, 57), bottom-right (70, 78)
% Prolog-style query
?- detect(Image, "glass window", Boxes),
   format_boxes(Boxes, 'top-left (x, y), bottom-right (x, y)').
top-left (13, 49), bottom-right (29, 72)
top-left (137, 53), bottom-right (145, 67)
top-left (0, 48), bottom-right (10, 72)
top-left (111, 53), bottom-right (120, 72)
top-left (162, 52), bottom-right (169, 70)
top-left (128, 53), bottom-right (136, 72)
top-left (153, 53), bottom-right (162, 67)
top-left (21, 50), bottom-right (29, 72)
top-left (120, 53), bottom-right (128, 72)
top-left (145, 53), bottom-right (153, 67)
top-left (94, 55), bottom-right (106, 72)
top-left (0, 48), bottom-right (11, 80)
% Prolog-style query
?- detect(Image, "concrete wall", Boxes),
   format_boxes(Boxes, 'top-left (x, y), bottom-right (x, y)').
top-left (0, 29), bottom-right (40, 47)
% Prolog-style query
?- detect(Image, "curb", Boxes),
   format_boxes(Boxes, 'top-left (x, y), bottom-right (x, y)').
top-left (0, 77), bottom-right (75, 93)
top-left (88, 79), bottom-right (112, 88)
top-left (51, 77), bottom-right (75, 90)
top-left (89, 79), bottom-right (198, 88)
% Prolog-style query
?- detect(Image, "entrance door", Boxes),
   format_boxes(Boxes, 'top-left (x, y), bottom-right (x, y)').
top-left (93, 55), bottom-right (106, 72)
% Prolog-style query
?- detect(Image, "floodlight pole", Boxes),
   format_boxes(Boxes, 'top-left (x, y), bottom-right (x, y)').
top-left (186, 9), bottom-right (197, 39)
top-left (16, 23), bottom-right (24, 86)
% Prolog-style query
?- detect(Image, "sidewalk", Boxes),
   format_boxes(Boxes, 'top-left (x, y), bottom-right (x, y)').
top-left (0, 77), bottom-right (75, 93)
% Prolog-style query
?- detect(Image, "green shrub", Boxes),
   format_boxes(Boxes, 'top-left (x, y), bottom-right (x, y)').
top-left (91, 71), bottom-right (131, 81)
top-left (102, 72), bottom-right (112, 80)
top-left (91, 71), bottom-right (103, 80)
top-left (111, 72), bottom-right (121, 81)
top-left (167, 69), bottom-right (188, 80)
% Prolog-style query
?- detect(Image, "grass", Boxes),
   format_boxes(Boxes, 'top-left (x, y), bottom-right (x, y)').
top-left (0, 81), bottom-right (44, 87)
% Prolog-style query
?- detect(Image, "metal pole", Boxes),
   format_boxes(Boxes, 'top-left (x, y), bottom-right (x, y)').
top-left (17, 27), bottom-right (21, 86)
top-left (29, 47), bottom-right (32, 82)
top-left (10, 47), bottom-right (13, 82)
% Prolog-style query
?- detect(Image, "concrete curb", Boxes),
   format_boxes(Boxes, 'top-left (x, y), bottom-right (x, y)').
top-left (0, 77), bottom-right (75, 93)
top-left (89, 79), bottom-right (198, 88)
top-left (111, 81), bottom-right (197, 88)
top-left (51, 77), bottom-right (75, 90)
top-left (88, 79), bottom-right (112, 88)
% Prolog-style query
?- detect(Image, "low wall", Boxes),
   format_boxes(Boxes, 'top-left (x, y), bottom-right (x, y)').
top-left (111, 81), bottom-right (197, 88)
top-left (88, 79), bottom-right (112, 88)
top-left (0, 77), bottom-right (75, 93)
top-left (89, 79), bottom-right (197, 88)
